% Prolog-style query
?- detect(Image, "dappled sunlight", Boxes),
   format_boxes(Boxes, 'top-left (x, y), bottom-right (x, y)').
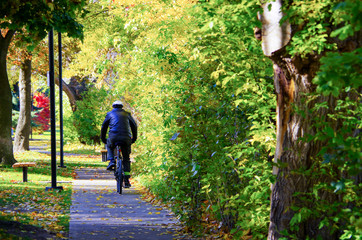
top-left (1, 134), bottom-right (106, 238)
top-left (14, 151), bottom-right (49, 160)
top-left (1, 0), bottom-right (360, 239)
top-left (0, 182), bottom-right (72, 238)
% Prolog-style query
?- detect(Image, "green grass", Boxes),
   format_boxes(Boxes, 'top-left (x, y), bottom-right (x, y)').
top-left (30, 130), bottom-right (103, 155)
top-left (0, 132), bottom-right (105, 239)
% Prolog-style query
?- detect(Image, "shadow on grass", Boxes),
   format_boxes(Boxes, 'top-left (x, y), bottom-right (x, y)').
top-left (2, 132), bottom-right (107, 239)
top-left (0, 219), bottom-right (58, 239)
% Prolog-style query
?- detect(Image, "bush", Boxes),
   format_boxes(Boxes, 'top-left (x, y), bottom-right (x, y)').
top-left (32, 93), bottom-right (50, 133)
top-left (69, 87), bottom-right (119, 145)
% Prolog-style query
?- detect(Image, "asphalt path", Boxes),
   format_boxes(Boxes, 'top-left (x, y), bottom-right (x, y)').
top-left (69, 168), bottom-right (183, 240)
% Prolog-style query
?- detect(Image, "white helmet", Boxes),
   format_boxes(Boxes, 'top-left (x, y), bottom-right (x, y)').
top-left (112, 100), bottom-right (123, 108)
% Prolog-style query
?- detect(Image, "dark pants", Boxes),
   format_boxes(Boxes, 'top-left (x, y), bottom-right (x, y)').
top-left (107, 137), bottom-right (131, 176)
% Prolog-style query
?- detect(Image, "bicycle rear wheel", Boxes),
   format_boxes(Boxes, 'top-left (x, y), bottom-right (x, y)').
top-left (116, 160), bottom-right (123, 194)
top-left (115, 146), bottom-right (123, 194)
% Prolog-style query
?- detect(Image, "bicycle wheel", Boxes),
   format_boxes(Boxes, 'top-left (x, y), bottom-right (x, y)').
top-left (115, 146), bottom-right (123, 194)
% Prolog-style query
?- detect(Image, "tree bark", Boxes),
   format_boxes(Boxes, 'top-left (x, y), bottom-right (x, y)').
top-left (55, 76), bottom-right (77, 112)
top-left (259, 2), bottom-right (361, 239)
top-left (14, 57), bottom-right (32, 152)
top-left (0, 29), bottom-right (16, 165)
top-left (267, 52), bottom-right (342, 239)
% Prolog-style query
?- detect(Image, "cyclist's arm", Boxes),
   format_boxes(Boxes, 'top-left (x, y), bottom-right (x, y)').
top-left (129, 115), bottom-right (137, 143)
top-left (101, 115), bottom-right (110, 144)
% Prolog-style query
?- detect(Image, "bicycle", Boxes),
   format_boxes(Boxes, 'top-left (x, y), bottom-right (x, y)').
top-left (113, 143), bottom-right (124, 194)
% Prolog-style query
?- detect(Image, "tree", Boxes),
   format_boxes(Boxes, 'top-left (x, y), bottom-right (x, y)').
top-left (32, 0), bottom-right (359, 238)
top-left (8, 34), bottom-right (36, 152)
top-left (56, 76), bottom-right (94, 112)
top-left (0, 0), bottom-right (85, 165)
top-left (9, 34), bottom-right (86, 150)
top-left (0, 29), bottom-right (16, 165)
top-left (259, 1), bottom-right (361, 239)
top-left (29, 36), bottom-right (85, 112)
top-left (85, 1), bottom-right (274, 237)
top-left (13, 54), bottom-right (32, 152)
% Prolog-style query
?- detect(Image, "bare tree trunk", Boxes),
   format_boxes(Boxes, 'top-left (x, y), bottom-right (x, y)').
top-left (0, 29), bottom-right (16, 165)
top-left (55, 76), bottom-right (77, 112)
top-left (14, 57), bottom-right (32, 152)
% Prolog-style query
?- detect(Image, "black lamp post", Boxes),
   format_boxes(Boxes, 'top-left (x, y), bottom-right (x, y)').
top-left (58, 32), bottom-right (65, 168)
top-left (46, 29), bottom-right (63, 191)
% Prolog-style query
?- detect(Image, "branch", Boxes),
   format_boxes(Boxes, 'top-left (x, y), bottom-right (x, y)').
top-left (54, 77), bottom-right (77, 112)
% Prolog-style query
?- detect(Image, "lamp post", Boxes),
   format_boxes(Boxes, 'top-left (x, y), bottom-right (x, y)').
top-left (58, 32), bottom-right (65, 168)
top-left (46, 29), bottom-right (63, 191)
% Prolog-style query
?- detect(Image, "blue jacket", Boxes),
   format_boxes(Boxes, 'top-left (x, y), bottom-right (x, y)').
top-left (101, 107), bottom-right (137, 144)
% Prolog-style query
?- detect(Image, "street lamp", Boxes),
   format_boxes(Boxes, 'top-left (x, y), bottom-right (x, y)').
top-left (58, 32), bottom-right (65, 168)
top-left (45, 29), bottom-right (63, 191)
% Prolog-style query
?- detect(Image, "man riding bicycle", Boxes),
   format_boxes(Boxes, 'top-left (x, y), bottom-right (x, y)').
top-left (101, 100), bottom-right (137, 188)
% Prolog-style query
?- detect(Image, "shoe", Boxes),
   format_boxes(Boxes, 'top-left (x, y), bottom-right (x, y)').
top-left (124, 177), bottom-right (131, 188)
top-left (106, 161), bottom-right (115, 171)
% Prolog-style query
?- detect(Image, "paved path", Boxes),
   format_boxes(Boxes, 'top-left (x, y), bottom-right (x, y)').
top-left (69, 168), bottom-right (181, 240)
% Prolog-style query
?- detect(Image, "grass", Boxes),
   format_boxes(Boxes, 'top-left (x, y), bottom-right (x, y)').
top-left (0, 132), bottom-right (105, 239)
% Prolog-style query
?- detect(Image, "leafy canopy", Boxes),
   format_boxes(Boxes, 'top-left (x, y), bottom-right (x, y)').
top-left (0, 0), bottom-right (86, 49)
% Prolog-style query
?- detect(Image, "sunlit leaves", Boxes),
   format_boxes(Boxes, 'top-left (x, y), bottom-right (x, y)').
top-left (59, 0), bottom-right (361, 239)
top-left (70, 87), bottom-right (116, 144)
top-left (281, 0), bottom-right (361, 57)
top-left (287, 22), bottom-right (336, 58)
top-left (128, 1), bottom-right (276, 237)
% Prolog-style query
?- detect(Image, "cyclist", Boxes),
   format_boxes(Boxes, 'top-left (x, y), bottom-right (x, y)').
top-left (101, 100), bottom-right (137, 188)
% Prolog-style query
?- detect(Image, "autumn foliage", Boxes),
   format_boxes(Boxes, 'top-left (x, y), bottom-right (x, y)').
top-left (32, 93), bottom-right (50, 133)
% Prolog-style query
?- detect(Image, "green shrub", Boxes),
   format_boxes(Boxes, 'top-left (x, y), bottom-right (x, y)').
top-left (64, 87), bottom-right (118, 145)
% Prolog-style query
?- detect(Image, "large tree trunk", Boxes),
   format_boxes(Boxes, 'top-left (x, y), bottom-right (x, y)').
top-left (0, 29), bottom-right (16, 165)
top-left (268, 54), bottom-right (342, 239)
top-left (259, 2), bottom-right (360, 239)
top-left (14, 57), bottom-right (32, 152)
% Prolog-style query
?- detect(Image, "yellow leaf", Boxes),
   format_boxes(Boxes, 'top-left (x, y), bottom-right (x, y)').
top-left (56, 233), bottom-right (63, 238)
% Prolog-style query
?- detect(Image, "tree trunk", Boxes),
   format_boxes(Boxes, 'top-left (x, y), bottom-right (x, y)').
top-left (55, 76), bottom-right (77, 112)
top-left (0, 29), bottom-right (16, 165)
top-left (267, 54), bottom-right (342, 239)
top-left (54, 76), bottom-right (93, 112)
top-left (259, 2), bottom-right (360, 239)
top-left (14, 57), bottom-right (32, 152)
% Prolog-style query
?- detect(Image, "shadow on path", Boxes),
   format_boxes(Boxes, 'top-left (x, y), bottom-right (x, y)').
top-left (69, 168), bottom-right (184, 240)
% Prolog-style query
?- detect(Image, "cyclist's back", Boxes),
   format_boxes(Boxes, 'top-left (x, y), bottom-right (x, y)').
top-left (107, 108), bottom-right (133, 140)
top-left (101, 100), bottom-right (137, 188)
